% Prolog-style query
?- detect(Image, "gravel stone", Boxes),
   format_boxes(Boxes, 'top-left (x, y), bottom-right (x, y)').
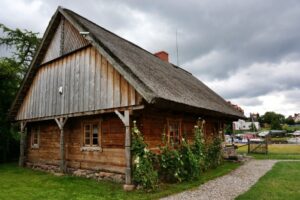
top-left (161, 160), bottom-right (278, 200)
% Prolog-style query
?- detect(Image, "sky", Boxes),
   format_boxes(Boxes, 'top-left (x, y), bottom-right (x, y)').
top-left (1, 0), bottom-right (299, 117)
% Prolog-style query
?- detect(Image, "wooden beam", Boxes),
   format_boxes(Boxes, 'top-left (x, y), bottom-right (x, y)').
top-left (54, 117), bottom-right (68, 173)
top-left (19, 121), bottom-right (27, 167)
top-left (15, 105), bottom-right (144, 123)
top-left (114, 110), bottom-right (133, 188)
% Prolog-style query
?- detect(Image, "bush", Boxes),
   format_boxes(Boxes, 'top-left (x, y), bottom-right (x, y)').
top-left (192, 123), bottom-right (206, 171)
top-left (180, 138), bottom-right (201, 181)
top-left (131, 121), bottom-right (158, 190)
top-left (159, 144), bottom-right (184, 182)
top-left (205, 137), bottom-right (222, 169)
top-left (131, 119), bottom-right (223, 188)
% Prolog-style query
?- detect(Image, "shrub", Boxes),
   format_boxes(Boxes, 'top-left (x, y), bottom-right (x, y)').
top-left (192, 122), bottom-right (206, 171)
top-left (180, 138), bottom-right (201, 181)
top-left (159, 143), bottom-right (184, 182)
top-left (205, 137), bottom-right (222, 169)
top-left (131, 121), bottom-right (158, 190)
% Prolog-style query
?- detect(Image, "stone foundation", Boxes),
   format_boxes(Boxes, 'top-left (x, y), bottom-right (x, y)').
top-left (26, 162), bottom-right (125, 183)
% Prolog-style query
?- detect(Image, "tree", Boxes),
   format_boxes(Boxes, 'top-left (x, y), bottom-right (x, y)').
top-left (249, 122), bottom-right (257, 132)
top-left (0, 24), bottom-right (40, 73)
top-left (259, 112), bottom-right (285, 130)
top-left (285, 117), bottom-right (295, 125)
top-left (0, 24), bottom-right (40, 163)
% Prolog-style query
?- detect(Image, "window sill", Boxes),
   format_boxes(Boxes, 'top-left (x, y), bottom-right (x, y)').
top-left (31, 145), bottom-right (39, 149)
top-left (80, 146), bottom-right (102, 152)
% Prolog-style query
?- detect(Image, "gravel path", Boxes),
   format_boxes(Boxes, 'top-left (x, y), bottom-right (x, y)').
top-left (161, 160), bottom-right (278, 200)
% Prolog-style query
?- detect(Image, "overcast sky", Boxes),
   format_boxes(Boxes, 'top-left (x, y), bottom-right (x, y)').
top-left (1, 0), bottom-right (299, 117)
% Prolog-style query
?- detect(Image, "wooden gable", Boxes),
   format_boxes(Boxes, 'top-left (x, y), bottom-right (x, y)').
top-left (41, 18), bottom-right (89, 64)
top-left (16, 17), bottom-right (143, 121)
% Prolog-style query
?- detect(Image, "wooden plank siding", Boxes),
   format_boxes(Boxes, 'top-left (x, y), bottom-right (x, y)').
top-left (41, 18), bottom-right (89, 64)
top-left (16, 46), bottom-right (143, 121)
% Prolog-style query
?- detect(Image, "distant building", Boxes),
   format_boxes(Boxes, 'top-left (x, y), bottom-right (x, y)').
top-left (250, 113), bottom-right (259, 122)
top-left (233, 119), bottom-right (260, 131)
top-left (293, 113), bottom-right (300, 123)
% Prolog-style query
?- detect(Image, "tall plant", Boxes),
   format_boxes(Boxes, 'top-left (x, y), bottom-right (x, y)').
top-left (131, 121), bottom-right (158, 190)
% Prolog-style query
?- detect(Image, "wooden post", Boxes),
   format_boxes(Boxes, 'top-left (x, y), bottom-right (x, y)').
top-left (55, 117), bottom-right (68, 173)
top-left (265, 135), bottom-right (269, 155)
top-left (115, 110), bottom-right (134, 191)
top-left (19, 121), bottom-right (27, 167)
top-left (247, 138), bottom-right (250, 154)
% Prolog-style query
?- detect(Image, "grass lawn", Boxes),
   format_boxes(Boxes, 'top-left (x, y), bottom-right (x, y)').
top-left (236, 161), bottom-right (300, 200)
top-left (0, 162), bottom-right (240, 200)
top-left (237, 144), bottom-right (300, 160)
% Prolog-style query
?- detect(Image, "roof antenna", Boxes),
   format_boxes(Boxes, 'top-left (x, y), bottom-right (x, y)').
top-left (176, 29), bottom-right (179, 66)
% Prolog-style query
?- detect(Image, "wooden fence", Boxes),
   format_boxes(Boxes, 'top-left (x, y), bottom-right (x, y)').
top-left (247, 138), bottom-right (269, 154)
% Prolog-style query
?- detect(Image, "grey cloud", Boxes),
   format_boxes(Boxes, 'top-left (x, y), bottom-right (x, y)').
top-left (1, 0), bottom-right (300, 115)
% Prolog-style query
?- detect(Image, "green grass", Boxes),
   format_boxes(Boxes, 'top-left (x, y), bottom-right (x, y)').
top-left (0, 162), bottom-right (240, 200)
top-left (237, 144), bottom-right (300, 160)
top-left (236, 161), bottom-right (300, 200)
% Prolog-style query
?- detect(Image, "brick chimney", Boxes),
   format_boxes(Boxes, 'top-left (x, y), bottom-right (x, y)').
top-left (154, 51), bottom-right (169, 62)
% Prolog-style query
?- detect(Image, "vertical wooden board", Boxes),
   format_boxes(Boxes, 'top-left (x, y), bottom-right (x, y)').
top-left (135, 91), bottom-right (142, 105)
top-left (42, 67), bottom-right (47, 117)
top-left (61, 58), bottom-right (66, 114)
top-left (64, 56), bottom-right (70, 114)
top-left (36, 70), bottom-right (41, 118)
top-left (49, 63), bottom-right (54, 116)
top-left (113, 69), bottom-right (121, 107)
top-left (95, 49), bottom-right (101, 109)
top-left (52, 63), bottom-right (58, 115)
top-left (107, 62), bottom-right (114, 108)
top-left (129, 85), bottom-right (136, 105)
top-left (100, 55), bottom-right (108, 109)
top-left (74, 51), bottom-right (80, 112)
top-left (120, 78), bottom-right (128, 107)
top-left (55, 61), bottom-right (60, 115)
top-left (89, 47), bottom-right (95, 110)
top-left (79, 49), bottom-right (85, 112)
top-left (83, 48), bottom-right (90, 111)
top-left (41, 68), bottom-right (46, 117)
top-left (64, 54), bottom-right (75, 113)
top-left (34, 70), bottom-right (39, 118)
top-left (28, 87), bottom-right (32, 119)
top-left (24, 86), bottom-right (30, 119)
top-left (40, 68), bottom-right (45, 117)
top-left (44, 66), bottom-right (49, 116)
top-left (41, 20), bottom-right (62, 64)
top-left (34, 76), bottom-right (39, 117)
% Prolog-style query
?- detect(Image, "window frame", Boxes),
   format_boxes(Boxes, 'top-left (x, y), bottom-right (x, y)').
top-left (81, 120), bottom-right (102, 151)
top-left (31, 126), bottom-right (40, 149)
top-left (167, 118), bottom-right (182, 146)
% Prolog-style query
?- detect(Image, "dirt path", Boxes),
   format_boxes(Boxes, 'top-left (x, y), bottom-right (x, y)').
top-left (161, 160), bottom-right (278, 200)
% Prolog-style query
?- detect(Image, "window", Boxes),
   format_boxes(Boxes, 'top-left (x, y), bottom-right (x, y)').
top-left (167, 119), bottom-right (182, 145)
top-left (83, 122), bottom-right (100, 146)
top-left (31, 127), bottom-right (40, 148)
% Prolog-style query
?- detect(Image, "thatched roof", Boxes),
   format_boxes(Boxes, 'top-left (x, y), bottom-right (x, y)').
top-left (9, 7), bottom-right (244, 120)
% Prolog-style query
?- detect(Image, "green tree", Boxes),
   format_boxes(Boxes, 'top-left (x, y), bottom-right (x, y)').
top-left (259, 112), bottom-right (285, 130)
top-left (285, 117), bottom-right (295, 125)
top-left (0, 24), bottom-right (40, 163)
top-left (249, 122), bottom-right (257, 132)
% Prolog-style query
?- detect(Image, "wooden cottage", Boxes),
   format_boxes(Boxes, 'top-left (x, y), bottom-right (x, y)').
top-left (9, 7), bottom-right (244, 187)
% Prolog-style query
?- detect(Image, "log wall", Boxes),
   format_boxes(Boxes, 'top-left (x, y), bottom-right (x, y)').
top-left (26, 115), bottom-right (126, 173)
top-left (139, 110), bottom-right (224, 149)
